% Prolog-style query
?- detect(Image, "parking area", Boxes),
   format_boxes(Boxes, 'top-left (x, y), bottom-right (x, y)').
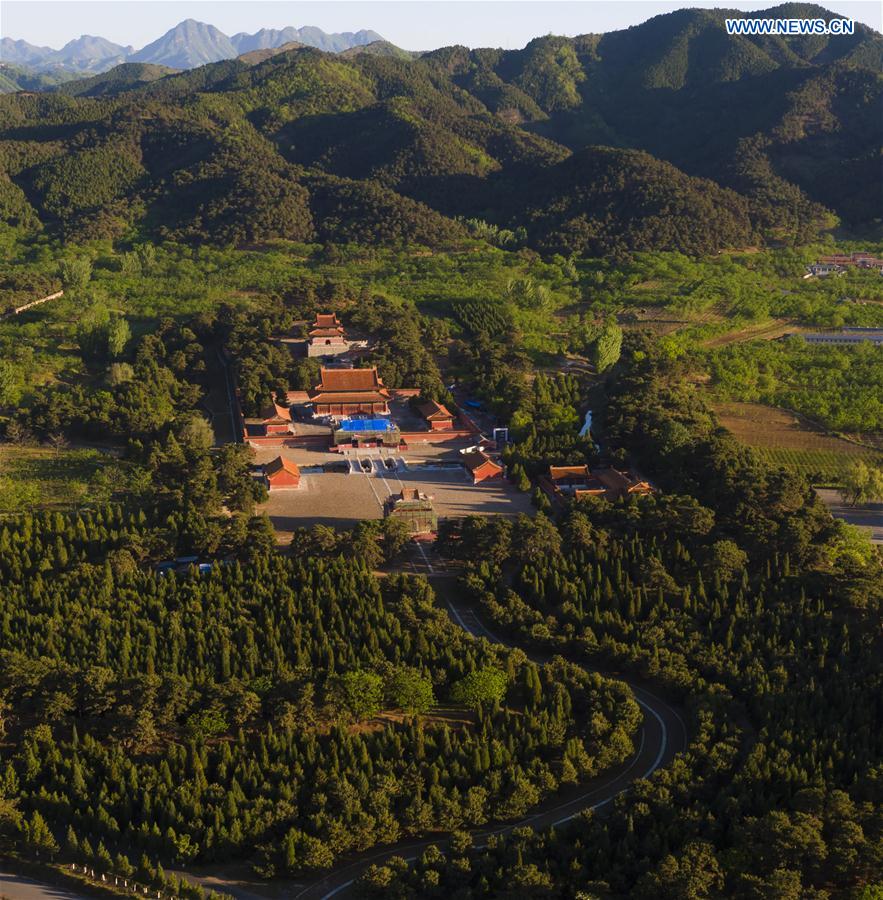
top-left (254, 444), bottom-right (532, 540)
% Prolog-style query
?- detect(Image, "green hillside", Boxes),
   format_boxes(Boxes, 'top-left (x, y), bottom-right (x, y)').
top-left (0, 5), bottom-right (880, 250)
top-left (54, 62), bottom-right (179, 97)
top-left (0, 63), bottom-right (79, 93)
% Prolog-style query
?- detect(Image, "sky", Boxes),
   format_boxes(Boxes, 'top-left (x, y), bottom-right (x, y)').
top-left (1, 0), bottom-right (880, 51)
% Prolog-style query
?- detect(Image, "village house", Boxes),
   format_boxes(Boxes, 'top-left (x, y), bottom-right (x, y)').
top-left (386, 487), bottom-right (437, 535)
top-left (818, 252), bottom-right (883, 270)
top-left (463, 449), bottom-right (504, 484)
top-left (309, 366), bottom-right (392, 417)
top-left (807, 253), bottom-right (883, 278)
top-left (805, 263), bottom-right (845, 278)
top-left (264, 456), bottom-right (301, 490)
top-left (418, 399), bottom-right (456, 431)
top-left (307, 313), bottom-right (351, 357)
top-left (244, 400), bottom-right (293, 437)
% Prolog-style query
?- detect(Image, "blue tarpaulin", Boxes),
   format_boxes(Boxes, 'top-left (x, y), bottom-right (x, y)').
top-left (339, 418), bottom-right (394, 431)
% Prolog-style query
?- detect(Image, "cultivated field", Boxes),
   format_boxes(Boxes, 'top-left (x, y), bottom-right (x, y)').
top-left (701, 318), bottom-right (804, 348)
top-left (713, 401), bottom-right (883, 484)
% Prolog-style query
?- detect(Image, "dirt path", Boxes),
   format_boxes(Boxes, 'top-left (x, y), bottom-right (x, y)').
top-left (1, 290), bottom-right (64, 321)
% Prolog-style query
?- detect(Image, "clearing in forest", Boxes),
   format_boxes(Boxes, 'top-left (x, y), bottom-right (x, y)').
top-left (0, 445), bottom-right (125, 513)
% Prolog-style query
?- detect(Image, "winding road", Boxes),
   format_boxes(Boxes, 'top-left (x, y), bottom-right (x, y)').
top-left (0, 573), bottom-right (687, 900)
top-left (284, 581), bottom-right (687, 900)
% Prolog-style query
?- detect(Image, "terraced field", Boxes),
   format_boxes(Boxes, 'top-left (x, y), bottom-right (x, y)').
top-left (713, 401), bottom-right (883, 485)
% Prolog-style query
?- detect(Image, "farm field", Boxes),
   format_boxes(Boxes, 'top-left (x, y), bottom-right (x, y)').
top-left (713, 401), bottom-right (883, 485)
top-left (700, 317), bottom-right (806, 348)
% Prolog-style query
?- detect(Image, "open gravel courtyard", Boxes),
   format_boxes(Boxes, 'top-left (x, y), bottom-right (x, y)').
top-left (254, 445), bottom-right (532, 540)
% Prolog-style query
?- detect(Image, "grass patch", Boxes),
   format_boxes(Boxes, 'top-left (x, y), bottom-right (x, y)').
top-left (0, 445), bottom-right (130, 513)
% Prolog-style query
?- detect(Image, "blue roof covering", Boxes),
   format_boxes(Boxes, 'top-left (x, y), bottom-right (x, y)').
top-left (339, 418), bottom-right (395, 431)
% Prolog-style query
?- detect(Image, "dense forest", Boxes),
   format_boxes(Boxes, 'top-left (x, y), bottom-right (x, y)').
top-left (1, 5), bottom-right (881, 254)
top-left (366, 338), bottom-right (883, 897)
top-left (0, 5), bottom-right (881, 898)
top-left (0, 505), bottom-right (640, 889)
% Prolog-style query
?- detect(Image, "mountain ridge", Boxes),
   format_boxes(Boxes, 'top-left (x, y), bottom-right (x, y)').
top-left (0, 20), bottom-right (387, 74)
top-left (0, 6), bottom-right (879, 251)
top-left (230, 26), bottom-right (383, 55)
top-left (129, 20), bottom-right (237, 69)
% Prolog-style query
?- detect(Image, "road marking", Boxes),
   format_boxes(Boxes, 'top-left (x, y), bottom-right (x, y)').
top-left (444, 597), bottom-right (470, 632)
top-left (550, 699), bottom-right (668, 825)
top-left (414, 539), bottom-right (434, 574)
top-left (322, 880), bottom-right (357, 899)
top-left (307, 590), bottom-right (680, 900)
top-left (355, 454), bottom-right (388, 512)
top-left (547, 727), bottom-right (648, 825)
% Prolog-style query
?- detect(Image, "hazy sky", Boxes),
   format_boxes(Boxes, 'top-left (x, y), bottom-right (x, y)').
top-left (2, 0), bottom-right (880, 51)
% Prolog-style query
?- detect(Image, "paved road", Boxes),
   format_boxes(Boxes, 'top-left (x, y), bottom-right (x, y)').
top-left (0, 871), bottom-right (87, 900)
top-left (1, 577), bottom-right (687, 900)
top-left (287, 577), bottom-right (687, 900)
top-left (816, 488), bottom-right (883, 543)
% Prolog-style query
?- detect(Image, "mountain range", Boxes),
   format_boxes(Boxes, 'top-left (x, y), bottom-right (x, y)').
top-left (0, 4), bottom-right (880, 256)
top-left (0, 20), bottom-right (384, 73)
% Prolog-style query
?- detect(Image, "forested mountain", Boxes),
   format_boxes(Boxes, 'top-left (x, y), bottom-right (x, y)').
top-left (53, 63), bottom-right (179, 97)
top-left (0, 5), bottom-right (880, 253)
top-left (0, 64), bottom-right (78, 93)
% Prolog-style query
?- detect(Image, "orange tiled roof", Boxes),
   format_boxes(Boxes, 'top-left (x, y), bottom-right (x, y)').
top-left (463, 450), bottom-right (502, 473)
top-left (265, 456), bottom-right (300, 477)
top-left (595, 468), bottom-right (652, 496)
top-left (255, 400), bottom-right (292, 423)
top-left (315, 367), bottom-right (385, 392)
top-left (549, 465), bottom-right (589, 482)
top-left (310, 392), bottom-right (390, 405)
top-left (419, 400), bottom-right (454, 420)
top-left (574, 488), bottom-right (607, 503)
top-left (310, 327), bottom-right (346, 338)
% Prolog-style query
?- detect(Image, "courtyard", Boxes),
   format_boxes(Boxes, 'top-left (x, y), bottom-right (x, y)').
top-left (253, 443), bottom-right (532, 540)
